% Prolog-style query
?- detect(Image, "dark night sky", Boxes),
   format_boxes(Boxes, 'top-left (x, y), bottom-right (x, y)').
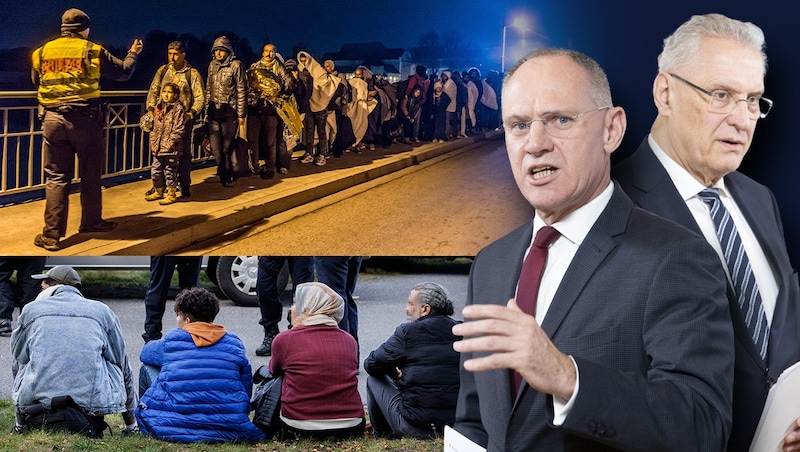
top-left (4, 1), bottom-right (549, 64)
top-left (4, 0), bottom-right (800, 262)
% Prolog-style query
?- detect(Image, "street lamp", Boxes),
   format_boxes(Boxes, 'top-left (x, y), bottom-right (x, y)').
top-left (501, 16), bottom-right (530, 73)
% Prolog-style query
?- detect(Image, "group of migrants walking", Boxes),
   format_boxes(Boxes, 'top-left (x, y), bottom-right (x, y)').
top-left (30, 6), bottom-right (495, 251)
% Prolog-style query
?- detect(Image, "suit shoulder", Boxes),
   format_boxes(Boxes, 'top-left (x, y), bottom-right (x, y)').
top-left (726, 171), bottom-right (772, 193)
top-left (628, 205), bottom-right (705, 244)
top-left (611, 152), bottom-right (635, 184)
top-left (476, 222), bottom-right (530, 258)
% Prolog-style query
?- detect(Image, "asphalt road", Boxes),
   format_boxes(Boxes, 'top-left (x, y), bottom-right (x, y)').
top-left (182, 139), bottom-right (535, 255)
top-left (0, 272), bottom-right (469, 408)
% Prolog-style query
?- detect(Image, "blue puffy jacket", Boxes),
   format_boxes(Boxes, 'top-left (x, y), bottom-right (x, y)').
top-left (135, 326), bottom-right (265, 443)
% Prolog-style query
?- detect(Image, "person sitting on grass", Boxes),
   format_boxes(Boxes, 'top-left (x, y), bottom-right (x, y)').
top-left (364, 282), bottom-right (461, 439)
top-left (11, 265), bottom-right (138, 437)
top-left (135, 287), bottom-right (265, 443)
top-left (260, 282), bottom-right (365, 440)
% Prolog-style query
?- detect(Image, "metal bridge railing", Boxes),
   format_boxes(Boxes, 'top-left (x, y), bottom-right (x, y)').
top-left (0, 90), bottom-right (209, 206)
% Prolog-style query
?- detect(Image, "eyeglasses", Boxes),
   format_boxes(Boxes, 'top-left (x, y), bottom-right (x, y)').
top-left (668, 73), bottom-right (773, 120)
top-left (504, 106), bottom-right (610, 139)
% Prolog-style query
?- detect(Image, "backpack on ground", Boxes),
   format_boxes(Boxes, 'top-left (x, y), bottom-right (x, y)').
top-left (23, 395), bottom-right (109, 438)
top-left (251, 365), bottom-right (283, 433)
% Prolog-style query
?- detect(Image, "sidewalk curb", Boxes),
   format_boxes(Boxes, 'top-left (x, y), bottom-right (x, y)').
top-left (51, 131), bottom-right (502, 256)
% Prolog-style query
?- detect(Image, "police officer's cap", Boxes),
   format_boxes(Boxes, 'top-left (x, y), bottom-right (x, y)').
top-left (61, 8), bottom-right (90, 33)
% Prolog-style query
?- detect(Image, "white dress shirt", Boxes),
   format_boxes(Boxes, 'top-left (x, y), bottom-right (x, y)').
top-left (518, 181), bottom-right (614, 424)
top-left (649, 134), bottom-right (777, 326)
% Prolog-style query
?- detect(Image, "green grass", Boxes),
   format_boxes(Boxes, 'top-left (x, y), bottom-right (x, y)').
top-left (0, 400), bottom-right (442, 451)
top-left (73, 270), bottom-right (215, 287)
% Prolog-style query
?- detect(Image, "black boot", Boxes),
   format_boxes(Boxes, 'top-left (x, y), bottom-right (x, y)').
top-left (255, 325), bottom-right (280, 356)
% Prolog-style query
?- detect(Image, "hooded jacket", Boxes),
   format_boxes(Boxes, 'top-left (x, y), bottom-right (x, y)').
top-left (205, 36), bottom-right (247, 119)
top-left (135, 323), bottom-right (265, 443)
top-left (441, 72), bottom-right (457, 113)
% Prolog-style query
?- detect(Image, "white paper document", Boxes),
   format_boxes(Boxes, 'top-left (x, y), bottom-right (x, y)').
top-left (444, 425), bottom-right (487, 452)
top-left (749, 360), bottom-right (800, 452)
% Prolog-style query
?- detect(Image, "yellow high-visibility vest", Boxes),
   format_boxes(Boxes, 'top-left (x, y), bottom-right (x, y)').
top-left (32, 36), bottom-right (102, 106)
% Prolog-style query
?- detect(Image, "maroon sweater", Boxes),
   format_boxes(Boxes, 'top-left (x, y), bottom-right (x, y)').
top-left (269, 325), bottom-right (364, 421)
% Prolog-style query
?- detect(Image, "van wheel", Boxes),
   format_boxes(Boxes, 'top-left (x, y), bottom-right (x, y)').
top-left (215, 256), bottom-right (259, 307)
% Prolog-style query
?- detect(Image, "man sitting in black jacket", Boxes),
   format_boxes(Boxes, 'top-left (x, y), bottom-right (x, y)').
top-left (364, 282), bottom-right (461, 439)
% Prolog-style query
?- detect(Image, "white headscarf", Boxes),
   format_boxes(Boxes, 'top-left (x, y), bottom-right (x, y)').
top-left (294, 282), bottom-right (344, 327)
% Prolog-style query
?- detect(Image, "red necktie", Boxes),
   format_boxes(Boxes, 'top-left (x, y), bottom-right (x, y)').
top-left (512, 225), bottom-right (561, 394)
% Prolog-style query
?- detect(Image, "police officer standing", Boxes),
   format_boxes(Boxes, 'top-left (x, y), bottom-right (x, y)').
top-left (31, 8), bottom-right (142, 251)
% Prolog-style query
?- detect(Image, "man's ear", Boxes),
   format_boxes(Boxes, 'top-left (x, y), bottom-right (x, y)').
top-left (653, 72), bottom-right (673, 117)
top-left (603, 106), bottom-right (627, 155)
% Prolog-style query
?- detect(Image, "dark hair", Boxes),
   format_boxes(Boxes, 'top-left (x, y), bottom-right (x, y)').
top-left (174, 287), bottom-right (219, 323)
top-left (415, 65), bottom-right (427, 77)
top-left (167, 41), bottom-right (186, 53)
top-left (161, 82), bottom-right (179, 94)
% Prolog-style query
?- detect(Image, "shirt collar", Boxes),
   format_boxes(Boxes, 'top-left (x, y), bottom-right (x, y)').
top-left (533, 181), bottom-right (614, 247)
top-left (648, 134), bottom-right (729, 199)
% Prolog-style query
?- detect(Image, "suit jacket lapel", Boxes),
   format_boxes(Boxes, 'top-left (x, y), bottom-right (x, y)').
top-left (488, 223), bottom-right (533, 411)
top-left (625, 139), bottom-right (703, 236)
top-left (513, 186), bottom-right (627, 413)
top-left (726, 175), bottom-right (780, 276)
top-left (538, 185), bottom-right (627, 338)
top-left (632, 145), bottom-right (769, 369)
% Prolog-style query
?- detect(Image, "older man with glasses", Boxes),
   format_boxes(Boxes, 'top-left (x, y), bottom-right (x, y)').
top-left (613, 13), bottom-right (800, 452)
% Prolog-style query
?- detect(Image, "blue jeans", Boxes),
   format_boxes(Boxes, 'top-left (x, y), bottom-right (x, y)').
top-left (138, 364), bottom-right (160, 398)
top-left (206, 107), bottom-right (238, 183)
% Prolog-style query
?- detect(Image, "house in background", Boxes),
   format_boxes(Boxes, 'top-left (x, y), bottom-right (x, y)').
top-left (321, 42), bottom-right (413, 82)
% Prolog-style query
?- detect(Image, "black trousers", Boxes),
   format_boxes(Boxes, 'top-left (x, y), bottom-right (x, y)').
top-left (142, 256), bottom-right (202, 342)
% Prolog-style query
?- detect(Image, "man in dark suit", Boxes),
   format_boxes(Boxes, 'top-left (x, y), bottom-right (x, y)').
top-left (613, 14), bottom-right (800, 451)
top-left (452, 48), bottom-right (735, 451)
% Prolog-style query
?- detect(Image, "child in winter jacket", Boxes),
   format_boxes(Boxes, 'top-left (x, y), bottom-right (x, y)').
top-left (143, 83), bottom-right (185, 205)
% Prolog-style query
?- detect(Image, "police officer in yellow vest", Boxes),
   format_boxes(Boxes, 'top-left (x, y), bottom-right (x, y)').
top-left (31, 8), bottom-right (143, 251)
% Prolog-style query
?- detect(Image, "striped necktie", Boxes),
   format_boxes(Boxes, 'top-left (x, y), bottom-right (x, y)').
top-left (698, 188), bottom-right (769, 360)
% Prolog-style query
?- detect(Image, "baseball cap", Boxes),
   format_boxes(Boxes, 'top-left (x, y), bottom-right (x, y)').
top-left (31, 265), bottom-right (82, 287)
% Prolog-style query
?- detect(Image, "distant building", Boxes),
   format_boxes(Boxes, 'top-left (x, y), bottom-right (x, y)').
top-left (321, 42), bottom-right (413, 82)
